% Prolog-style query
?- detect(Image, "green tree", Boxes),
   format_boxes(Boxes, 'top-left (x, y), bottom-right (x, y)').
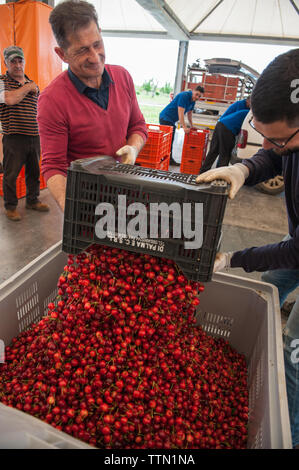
top-left (142, 78), bottom-right (155, 94)
top-left (160, 82), bottom-right (172, 94)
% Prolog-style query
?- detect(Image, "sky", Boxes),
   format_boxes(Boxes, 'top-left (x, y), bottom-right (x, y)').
top-left (102, 36), bottom-right (296, 87)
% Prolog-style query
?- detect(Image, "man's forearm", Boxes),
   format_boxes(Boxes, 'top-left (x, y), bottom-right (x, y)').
top-left (4, 83), bottom-right (36, 106)
top-left (178, 106), bottom-right (187, 129)
top-left (187, 111), bottom-right (193, 126)
top-left (47, 174), bottom-right (67, 212)
top-left (127, 133), bottom-right (145, 154)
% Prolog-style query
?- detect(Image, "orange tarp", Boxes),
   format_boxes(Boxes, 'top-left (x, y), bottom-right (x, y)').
top-left (0, 0), bottom-right (62, 91)
top-left (0, 4), bottom-right (15, 76)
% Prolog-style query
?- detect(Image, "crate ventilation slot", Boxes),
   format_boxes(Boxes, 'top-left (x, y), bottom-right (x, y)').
top-left (201, 311), bottom-right (234, 338)
top-left (16, 281), bottom-right (40, 333)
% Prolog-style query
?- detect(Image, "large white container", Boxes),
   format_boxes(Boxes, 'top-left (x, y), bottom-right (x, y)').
top-left (0, 242), bottom-right (292, 449)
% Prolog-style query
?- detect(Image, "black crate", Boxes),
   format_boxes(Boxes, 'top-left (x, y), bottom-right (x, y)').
top-left (62, 156), bottom-right (229, 282)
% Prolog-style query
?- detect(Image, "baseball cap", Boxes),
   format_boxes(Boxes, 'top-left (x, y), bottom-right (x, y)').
top-left (3, 46), bottom-right (24, 63)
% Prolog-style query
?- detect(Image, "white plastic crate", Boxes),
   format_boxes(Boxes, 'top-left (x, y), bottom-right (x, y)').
top-left (0, 403), bottom-right (93, 449)
top-left (0, 242), bottom-right (292, 449)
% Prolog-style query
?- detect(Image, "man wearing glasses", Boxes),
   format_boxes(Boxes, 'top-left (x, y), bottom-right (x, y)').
top-left (196, 48), bottom-right (299, 449)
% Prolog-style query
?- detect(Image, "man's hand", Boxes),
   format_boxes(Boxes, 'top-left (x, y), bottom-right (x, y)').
top-left (4, 81), bottom-right (39, 106)
top-left (196, 163), bottom-right (249, 199)
top-left (183, 126), bottom-right (190, 134)
top-left (116, 145), bottom-right (138, 165)
top-left (27, 82), bottom-right (39, 96)
top-left (213, 252), bottom-right (233, 272)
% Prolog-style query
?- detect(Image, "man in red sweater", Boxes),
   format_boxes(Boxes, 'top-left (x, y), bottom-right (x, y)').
top-left (37, 0), bottom-right (147, 212)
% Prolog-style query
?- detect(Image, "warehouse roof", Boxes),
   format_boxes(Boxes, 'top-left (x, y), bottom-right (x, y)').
top-left (98, 0), bottom-right (299, 46)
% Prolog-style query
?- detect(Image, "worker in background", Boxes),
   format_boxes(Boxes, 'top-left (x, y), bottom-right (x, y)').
top-left (199, 96), bottom-right (250, 173)
top-left (0, 46), bottom-right (49, 221)
top-left (159, 86), bottom-right (204, 166)
top-left (37, 0), bottom-right (147, 212)
top-left (196, 48), bottom-right (299, 449)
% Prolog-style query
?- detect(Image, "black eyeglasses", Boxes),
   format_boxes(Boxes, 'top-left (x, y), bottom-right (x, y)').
top-left (249, 116), bottom-right (299, 149)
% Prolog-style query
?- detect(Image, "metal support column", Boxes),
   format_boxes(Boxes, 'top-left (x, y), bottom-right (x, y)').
top-left (173, 40), bottom-right (189, 97)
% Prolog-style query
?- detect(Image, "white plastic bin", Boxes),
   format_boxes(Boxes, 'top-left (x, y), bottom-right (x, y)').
top-left (0, 242), bottom-right (292, 449)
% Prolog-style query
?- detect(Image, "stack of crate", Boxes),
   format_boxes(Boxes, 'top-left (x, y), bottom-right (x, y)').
top-left (180, 129), bottom-right (210, 175)
top-left (0, 157), bottom-right (46, 198)
top-left (136, 124), bottom-right (173, 170)
top-left (201, 73), bottom-right (239, 102)
top-left (0, 170), bottom-right (26, 198)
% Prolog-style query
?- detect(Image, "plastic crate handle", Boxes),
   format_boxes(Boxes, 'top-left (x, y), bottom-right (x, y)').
top-left (70, 155), bottom-right (117, 171)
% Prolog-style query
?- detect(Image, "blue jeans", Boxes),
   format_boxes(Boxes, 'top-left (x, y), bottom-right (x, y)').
top-left (262, 268), bottom-right (299, 307)
top-left (261, 235), bottom-right (299, 447)
top-left (283, 301), bottom-right (299, 448)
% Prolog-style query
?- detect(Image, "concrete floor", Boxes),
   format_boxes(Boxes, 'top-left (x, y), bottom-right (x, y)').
top-left (0, 169), bottom-right (296, 326)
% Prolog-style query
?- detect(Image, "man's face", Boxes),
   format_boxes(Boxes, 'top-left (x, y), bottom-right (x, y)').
top-left (252, 118), bottom-right (299, 156)
top-left (192, 90), bottom-right (202, 101)
top-left (56, 21), bottom-right (105, 84)
top-left (6, 57), bottom-right (25, 81)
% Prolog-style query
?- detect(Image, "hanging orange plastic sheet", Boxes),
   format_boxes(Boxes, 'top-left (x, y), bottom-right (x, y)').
top-left (14, 0), bottom-right (62, 91)
top-left (0, 0), bottom-right (61, 91)
top-left (0, 4), bottom-right (15, 76)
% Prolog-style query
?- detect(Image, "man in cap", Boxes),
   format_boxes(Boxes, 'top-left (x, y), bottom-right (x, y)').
top-left (37, 0), bottom-right (147, 212)
top-left (0, 46), bottom-right (49, 221)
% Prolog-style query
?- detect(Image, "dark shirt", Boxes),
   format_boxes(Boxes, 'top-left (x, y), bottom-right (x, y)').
top-left (68, 67), bottom-right (113, 110)
top-left (231, 148), bottom-right (299, 271)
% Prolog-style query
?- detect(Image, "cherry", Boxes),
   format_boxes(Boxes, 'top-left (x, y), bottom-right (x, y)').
top-left (0, 244), bottom-right (248, 450)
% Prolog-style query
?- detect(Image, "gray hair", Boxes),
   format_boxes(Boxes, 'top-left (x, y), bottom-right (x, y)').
top-left (49, 0), bottom-right (100, 50)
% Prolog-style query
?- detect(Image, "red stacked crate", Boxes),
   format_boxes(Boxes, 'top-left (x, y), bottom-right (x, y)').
top-left (202, 73), bottom-right (224, 101)
top-left (180, 129), bottom-right (210, 175)
top-left (39, 159), bottom-right (47, 190)
top-left (0, 172), bottom-right (26, 198)
top-left (136, 124), bottom-right (173, 171)
top-left (200, 73), bottom-right (239, 102)
top-left (0, 157), bottom-right (46, 197)
top-left (224, 77), bottom-right (239, 101)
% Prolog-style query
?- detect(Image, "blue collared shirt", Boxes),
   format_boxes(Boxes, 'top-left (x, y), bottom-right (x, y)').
top-left (68, 67), bottom-right (113, 110)
top-left (159, 90), bottom-right (195, 125)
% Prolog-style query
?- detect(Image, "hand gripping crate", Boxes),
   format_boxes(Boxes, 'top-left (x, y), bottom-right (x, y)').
top-left (0, 242), bottom-right (292, 448)
top-left (62, 156), bottom-right (228, 282)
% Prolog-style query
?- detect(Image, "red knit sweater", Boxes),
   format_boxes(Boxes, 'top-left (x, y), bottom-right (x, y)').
top-left (37, 66), bottom-right (147, 182)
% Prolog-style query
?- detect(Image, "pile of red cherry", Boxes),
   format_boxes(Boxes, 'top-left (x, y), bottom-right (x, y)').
top-left (0, 244), bottom-right (248, 449)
